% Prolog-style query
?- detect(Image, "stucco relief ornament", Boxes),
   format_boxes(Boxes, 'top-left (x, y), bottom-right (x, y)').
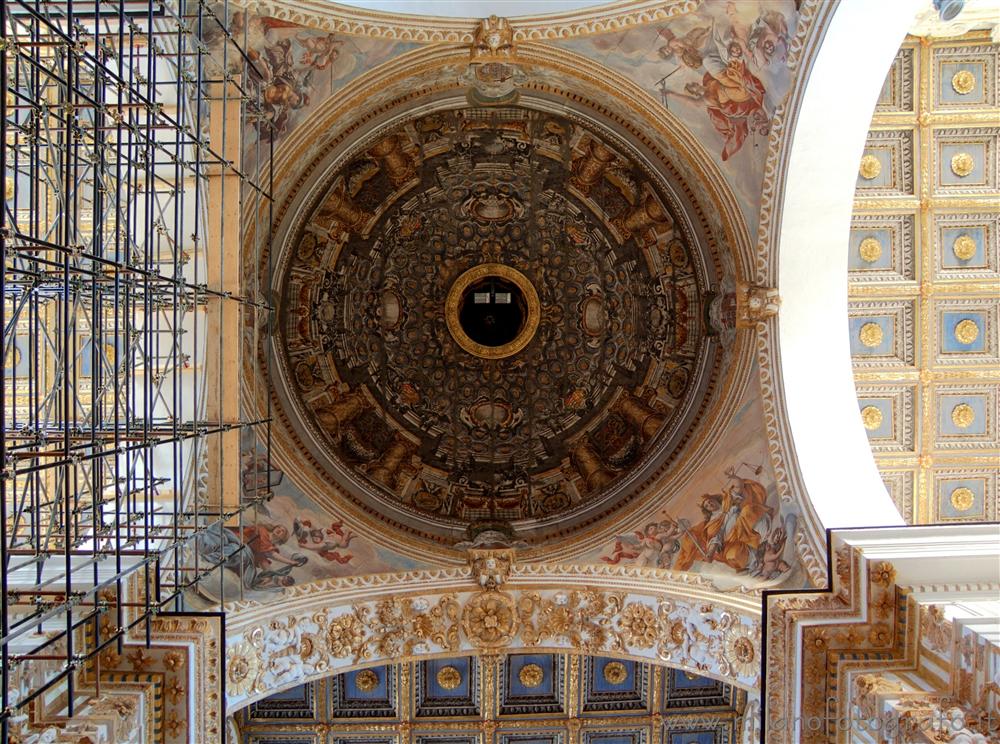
top-left (951, 152), bottom-right (975, 178)
top-left (468, 548), bottom-right (516, 590)
top-left (462, 591), bottom-right (519, 649)
top-left (225, 642), bottom-right (259, 696)
top-left (466, 16), bottom-right (523, 105)
top-left (618, 602), bottom-right (658, 649)
top-left (736, 283), bottom-right (779, 328)
top-left (471, 16), bottom-right (514, 62)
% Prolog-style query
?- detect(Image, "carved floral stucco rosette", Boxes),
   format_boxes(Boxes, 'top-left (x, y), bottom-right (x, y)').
top-left (223, 586), bottom-right (762, 712)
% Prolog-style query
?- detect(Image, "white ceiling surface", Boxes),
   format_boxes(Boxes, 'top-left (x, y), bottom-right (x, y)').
top-left (325, 0), bottom-right (614, 18)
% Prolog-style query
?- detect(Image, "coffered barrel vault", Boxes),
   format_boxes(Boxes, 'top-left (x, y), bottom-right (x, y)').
top-left (237, 654), bottom-right (749, 743)
top-left (850, 32), bottom-right (1000, 524)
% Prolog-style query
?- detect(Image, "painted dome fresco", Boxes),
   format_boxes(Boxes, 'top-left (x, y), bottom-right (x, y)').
top-left (271, 100), bottom-right (729, 545)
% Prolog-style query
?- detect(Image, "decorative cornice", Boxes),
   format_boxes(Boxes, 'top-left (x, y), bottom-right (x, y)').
top-left (227, 0), bottom-right (696, 42)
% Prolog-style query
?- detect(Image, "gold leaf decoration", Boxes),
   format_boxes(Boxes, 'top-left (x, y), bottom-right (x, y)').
top-left (602, 661), bottom-right (628, 684)
top-left (355, 669), bottom-right (380, 692)
top-left (516, 590), bottom-right (625, 654)
top-left (462, 591), bottom-right (519, 649)
top-left (225, 642), bottom-right (259, 696)
top-left (950, 487), bottom-right (975, 512)
top-left (327, 611), bottom-right (369, 660)
top-left (722, 624), bottom-right (757, 678)
top-left (859, 154), bottom-right (882, 180)
top-left (518, 663), bottom-right (544, 688)
top-left (950, 152), bottom-right (974, 178)
top-left (618, 602), bottom-right (658, 648)
top-left (861, 406), bottom-right (883, 431)
top-left (858, 237), bottom-right (882, 263)
top-left (952, 234), bottom-right (977, 261)
top-left (954, 319), bottom-right (980, 345)
top-left (859, 322), bottom-right (884, 348)
top-left (951, 403), bottom-right (975, 429)
top-left (436, 665), bottom-right (462, 690)
top-left (951, 69), bottom-right (975, 95)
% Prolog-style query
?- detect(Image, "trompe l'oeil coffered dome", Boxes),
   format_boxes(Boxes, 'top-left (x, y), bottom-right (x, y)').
top-left (271, 101), bottom-right (728, 546)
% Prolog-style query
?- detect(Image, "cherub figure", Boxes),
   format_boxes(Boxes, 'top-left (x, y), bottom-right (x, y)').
top-left (298, 33), bottom-right (341, 70)
top-left (292, 517), bottom-right (355, 564)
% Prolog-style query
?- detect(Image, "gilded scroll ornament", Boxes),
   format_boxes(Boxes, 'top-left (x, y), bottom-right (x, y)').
top-left (355, 668), bottom-right (380, 691)
top-left (859, 154), bottom-right (881, 180)
top-left (950, 403), bottom-right (975, 428)
top-left (860, 406), bottom-right (883, 431)
top-left (950, 152), bottom-right (975, 177)
top-left (950, 70), bottom-right (975, 95)
top-left (859, 322), bottom-right (884, 348)
top-left (436, 665), bottom-right (462, 690)
top-left (518, 663), bottom-right (544, 688)
top-left (4, 177), bottom-right (13, 201)
top-left (602, 661), bottom-right (628, 684)
top-left (858, 237), bottom-right (882, 263)
top-left (954, 319), bottom-right (980, 345)
top-left (952, 234), bottom-right (977, 260)
top-left (950, 486), bottom-right (975, 512)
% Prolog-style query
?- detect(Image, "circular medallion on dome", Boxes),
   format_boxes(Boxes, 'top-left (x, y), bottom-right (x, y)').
top-left (275, 105), bottom-right (719, 543)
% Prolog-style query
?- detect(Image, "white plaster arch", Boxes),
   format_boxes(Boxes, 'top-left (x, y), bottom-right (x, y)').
top-left (221, 565), bottom-right (763, 713)
top-left (776, 0), bottom-right (922, 529)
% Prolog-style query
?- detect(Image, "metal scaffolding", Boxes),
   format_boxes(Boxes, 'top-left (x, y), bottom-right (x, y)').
top-left (0, 0), bottom-right (272, 734)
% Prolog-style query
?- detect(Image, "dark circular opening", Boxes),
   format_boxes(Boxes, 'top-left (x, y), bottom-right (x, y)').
top-left (458, 275), bottom-right (527, 347)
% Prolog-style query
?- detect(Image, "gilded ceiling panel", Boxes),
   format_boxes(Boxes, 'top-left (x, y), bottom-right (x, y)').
top-left (850, 34), bottom-right (1000, 525)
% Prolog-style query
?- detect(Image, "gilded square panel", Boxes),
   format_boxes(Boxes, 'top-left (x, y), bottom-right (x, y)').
top-left (935, 212), bottom-right (999, 278)
top-left (934, 385), bottom-right (998, 449)
top-left (933, 470), bottom-right (997, 522)
top-left (934, 128), bottom-right (997, 193)
top-left (933, 43), bottom-right (997, 109)
top-left (415, 658), bottom-right (480, 718)
top-left (848, 300), bottom-right (917, 367)
top-left (935, 300), bottom-right (998, 364)
top-left (662, 717), bottom-right (734, 744)
top-left (848, 213), bottom-right (917, 282)
top-left (498, 734), bottom-right (565, 744)
top-left (877, 46), bottom-right (916, 113)
top-left (663, 669), bottom-right (734, 711)
top-left (855, 385), bottom-right (917, 453)
top-left (330, 666), bottom-right (398, 720)
top-left (855, 129), bottom-right (915, 196)
top-left (881, 470), bottom-right (915, 523)
top-left (582, 657), bottom-right (650, 714)
top-left (247, 682), bottom-right (318, 722)
top-left (499, 654), bottom-right (565, 716)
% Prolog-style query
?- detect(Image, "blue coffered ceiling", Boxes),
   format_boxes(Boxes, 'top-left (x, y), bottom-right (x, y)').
top-left (237, 655), bottom-right (743, 743)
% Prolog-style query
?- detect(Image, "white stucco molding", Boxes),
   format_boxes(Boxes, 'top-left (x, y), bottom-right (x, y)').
top-left (222, 564), bottom-right (763, 713)
top-left (775, 0), bottom-right (921, 530)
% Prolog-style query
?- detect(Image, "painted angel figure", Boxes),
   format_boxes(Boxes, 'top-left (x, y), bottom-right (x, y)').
top-left (292, 517), bottom-right (355, 564)
top-left (601, 519), bottom-right (682, 568)
top-left (298, 33), bottom-right (342, 70)
top-left (657, 25), bottom-right (711, 69)
top-left (747, 10), bottom-right (789, 66)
